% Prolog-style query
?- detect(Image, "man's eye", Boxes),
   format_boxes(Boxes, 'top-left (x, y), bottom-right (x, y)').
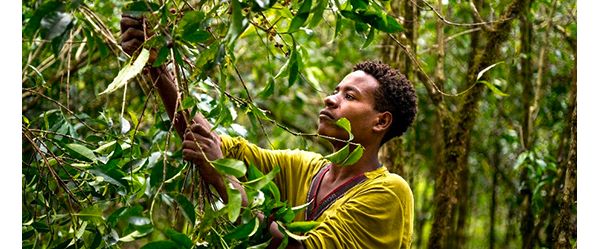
top-left (345, 94), bottom-right (354, 100)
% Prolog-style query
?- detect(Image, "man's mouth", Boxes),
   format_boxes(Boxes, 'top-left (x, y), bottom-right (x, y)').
top-left (319, 110), bottom-right (335, 120)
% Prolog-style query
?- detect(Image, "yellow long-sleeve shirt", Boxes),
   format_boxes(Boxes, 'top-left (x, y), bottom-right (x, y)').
top-left (220, 135), bottom-right (414, 248)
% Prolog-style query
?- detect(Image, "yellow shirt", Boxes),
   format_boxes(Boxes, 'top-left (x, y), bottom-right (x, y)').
top-left (220, 135), bottom-right (414, 248)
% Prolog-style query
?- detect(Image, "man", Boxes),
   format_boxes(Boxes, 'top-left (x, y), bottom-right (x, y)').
top-left (121, 15), bottom-right (417, 249)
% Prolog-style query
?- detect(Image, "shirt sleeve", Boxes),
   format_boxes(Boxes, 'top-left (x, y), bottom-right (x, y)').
top-left (304, 178), bottom-right (413, 249)
top-left (219, 134), bottom-right (327, 206)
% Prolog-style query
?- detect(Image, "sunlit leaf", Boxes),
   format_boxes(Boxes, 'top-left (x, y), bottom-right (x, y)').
top-left (226, 0), bottom-right (248, 47)
top-left (40, 11), bottom-right (72, 40)
top-left (288, 0), bottom-right (312, 33)
top-left (324, 144), bottom-right (350, 164)
top-left (100, 49), bottom-right (150, 95)
top-left (340, 145), bottom-right (364, 166)
top-left (476, 61), bottom-right (504, 81)
top-left (227, 185), bottom-right (243, 222)
top-left (335, 118), bottom-right (352, 140)
top-left (478, 80), bottom-right (509, 97)
top-left (65, 143), bottom-right (97, 162)
top-left (212, 158), bottom-right (247, 177)
top-left (276, 221), bottom-right (310, 240)
top-left (245, 166), bottom-right (280, 190)
top-left (286, 221), bottom-right (320, 233)
top-left (224, 217), bottom-right (259, 240)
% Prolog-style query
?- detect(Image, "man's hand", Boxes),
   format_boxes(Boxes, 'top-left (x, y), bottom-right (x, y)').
top-left (182, 122), bottom-right (224, 185)
top-left (120, 14), bottom-right (157, 63)
top-left (120, 15), bottom-right (145, 56)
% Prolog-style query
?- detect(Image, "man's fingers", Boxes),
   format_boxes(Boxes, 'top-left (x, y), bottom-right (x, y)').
top-left (120, 28), bottom-right (145, 43)
top-left (120, 15), bottom-right (143, 31)
top-left (182, 149), bottom-right (207, 162)
top-left (121, 39), bottom-right (143, 55)
top-left (189, 123), bottom-right (213, 137)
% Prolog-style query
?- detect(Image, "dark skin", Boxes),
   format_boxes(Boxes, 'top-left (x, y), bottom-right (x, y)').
top-left (120, 15), bottom-right (392, 249)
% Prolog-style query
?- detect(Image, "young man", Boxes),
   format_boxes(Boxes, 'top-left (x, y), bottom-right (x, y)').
top-left (121, 15), bottom-right (417, 249)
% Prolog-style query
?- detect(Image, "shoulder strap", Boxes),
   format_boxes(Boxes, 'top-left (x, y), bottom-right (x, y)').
top-left (305, 165), bottom-right (368, 221)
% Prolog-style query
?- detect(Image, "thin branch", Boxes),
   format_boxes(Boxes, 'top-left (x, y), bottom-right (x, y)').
top-left (23, 89), bottom-right (100, 133)
top-left (417, 0), bottom-right (513, 28)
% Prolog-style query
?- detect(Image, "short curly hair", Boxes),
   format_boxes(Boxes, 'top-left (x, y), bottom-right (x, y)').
top-left (353, 61), bottom-right (417, 145)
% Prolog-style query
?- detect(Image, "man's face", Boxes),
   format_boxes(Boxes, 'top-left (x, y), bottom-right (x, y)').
top-left (317, 70), bottom-right (381, 144)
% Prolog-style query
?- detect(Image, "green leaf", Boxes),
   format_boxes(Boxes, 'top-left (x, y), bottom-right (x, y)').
top-left (307, 0), bottom-right (327, 28)
top-left (100, 49), bottom-right (150, 95)
top-left (140, 240), bottom-right (179, 249)
top-left (152, 46), bottom-right (170, 67)
top-left (247, 240), bottom-right (271, 249)
top-left (324, 144), bottom-right (350, 164)
top-left (288, 0), bottom-right (313, 33)
top-left (362, 26), bottom-right (375, 49)
top-left (165, 228), bottom-right (193, 249)
top-left (258, 77), bottom-right (276, 98)
top-left (23, 1), bottom-right (63, 37)
top-left (226, 0), bottom-right (248, 47)
top-left (89, 167), bottom-right (127, 188)
top-left (174, 194), bottom-right (196, 225)
top-left (276, 221), bottom-right (310, 241)
top-left (179, 11), bottom-right (210, 43)
top-left (119, 228), bottom-right (153, 242)
top-left (286, 221), bottom-right (320, 233)
top-left (75, 221), bottom-right (88, 240)
top-left (224, 217), bottom-right (259, 241)
top-left (340, 145), bottom-right (364, 166)
top-left (40, 11), bottom-right (73, 40)
top-left (245, 166), bottom-right (280, 190)
top-left (227, 186), bottom-right (243, 222)
top-left (476, 61), bottom-right (504, 81)
top-left (65, 143), bottom-right (97, 162)
top-left (288, 47), bottom-right (300, 87)
top-left (334, 117), bottom-right (352, 140)
top-left (77, 204), bottom-right (104, 224)
top-left (349, 0), bottom-right (369, 10)
top-left (212, 158), bottom-right (247, 178)
top-left (276, 207), bottom-right (296, 223)
top-left (478, 80), bottom-right (509, 97)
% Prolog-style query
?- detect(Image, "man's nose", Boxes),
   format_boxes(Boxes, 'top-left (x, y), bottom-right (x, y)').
top-left (323, 94), bottom-right (338, 108)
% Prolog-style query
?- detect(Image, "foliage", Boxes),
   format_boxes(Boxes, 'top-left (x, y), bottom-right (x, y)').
top-left (21, 0), bottom-right (388, 248)
top-left (22, 0), bottom-right (577, 248)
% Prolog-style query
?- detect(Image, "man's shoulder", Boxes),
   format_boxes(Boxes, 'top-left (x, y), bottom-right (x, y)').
top-left (367, 171), bottom-right (413, 200)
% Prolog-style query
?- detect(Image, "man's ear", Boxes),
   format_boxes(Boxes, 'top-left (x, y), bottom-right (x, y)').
top-left (373, 112), bottom-right (392, 133)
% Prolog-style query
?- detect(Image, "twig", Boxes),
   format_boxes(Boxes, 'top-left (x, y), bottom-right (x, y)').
top-left (417, 0), bottom-right (513, 27)
top-left (23, 88), bottom-right (100, 133)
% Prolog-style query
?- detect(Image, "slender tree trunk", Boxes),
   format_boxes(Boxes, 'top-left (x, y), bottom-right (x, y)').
top-left (553, 104), bottom-right (576, 248)
top-left (517, 3), bottom-right (536, 248)
top-left (454, 136), bottom-right (470, 248)
top-left (552, 46), bottom-right (577, 249)
top-left (427, 1), bottom-right (530, 248)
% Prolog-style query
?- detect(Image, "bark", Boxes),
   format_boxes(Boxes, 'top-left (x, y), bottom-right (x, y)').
top-left (553, 104), bottom-right (577, 248)
top-left (517, 5), bottom-right (536, 248)
top-left (453, 136), bottom-right (471, 248)
top-left (552, 40), bottom-right (577, 249)
top-left (427, 1), bottom-right (530, 248)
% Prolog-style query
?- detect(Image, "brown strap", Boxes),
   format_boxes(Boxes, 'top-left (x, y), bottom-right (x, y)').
top-left (305, 164), bottom-right (367, 221)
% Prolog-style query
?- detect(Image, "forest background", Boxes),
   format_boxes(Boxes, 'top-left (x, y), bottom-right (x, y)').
top-left (11, 0), bottom-right (594, 248)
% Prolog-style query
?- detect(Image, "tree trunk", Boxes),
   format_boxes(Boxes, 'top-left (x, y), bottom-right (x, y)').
top-left (552, 48), bottom-right (577, 249)
top-left (553, 104), bottom-right (576, 248)
top-left (427, 1), bottom-right (530, 248)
